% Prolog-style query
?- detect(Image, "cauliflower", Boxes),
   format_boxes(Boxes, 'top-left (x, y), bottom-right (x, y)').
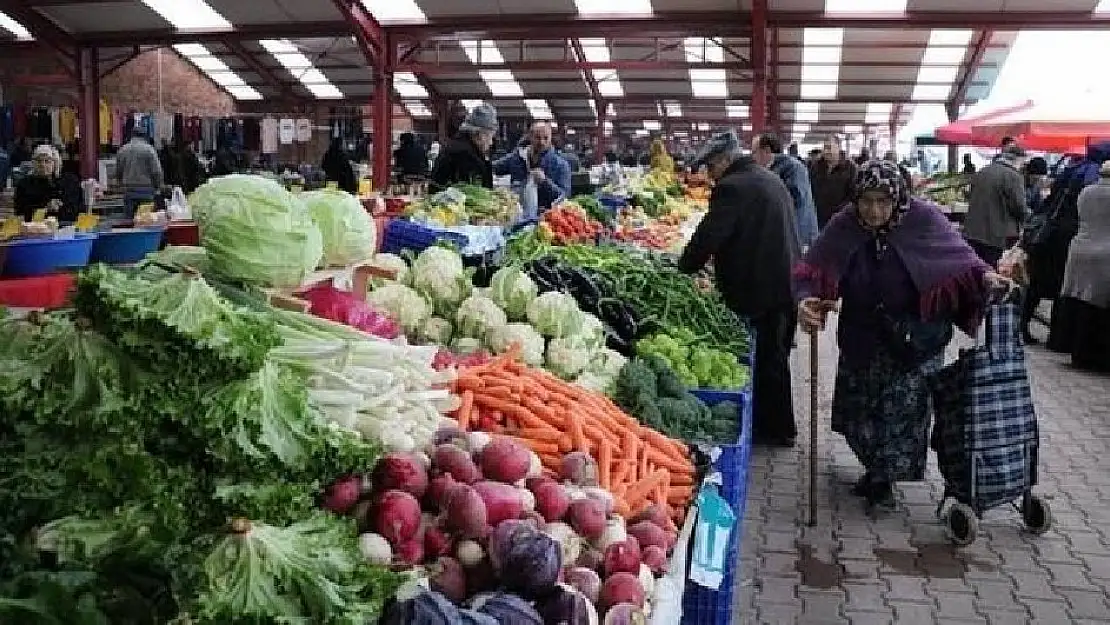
top-left (487, 322), bottom-right (545, 367)
top-left (455, 294), bottom-right (508, 340)
top-left (545, 336), bottom-right (593, 380)
top-left (418, 316), bottom-right (453, 345)
top-left (489, 265), bottom-right (538, 320)
top-left (573, 348), bottom-right (628, 395)
top-left (366, 283), bottom-right (430, 334)
top-left (577, 313), bottom-right (606, 349)
top-left (368, 252), bottom-right (409, 287)
top-left (410, 246), bottom-right (471, 315)
top-left (527, 291), bottom-right (584, 338)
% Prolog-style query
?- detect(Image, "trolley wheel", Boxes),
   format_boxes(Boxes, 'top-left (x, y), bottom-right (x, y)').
top-left (1022, 494), bottom-right (1053, 535)
top-left (945, 502), bottom-right (978, 546)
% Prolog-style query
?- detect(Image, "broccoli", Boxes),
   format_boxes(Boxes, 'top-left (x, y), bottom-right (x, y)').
top-left (615, 358), bottom-right (657, 406)
top-left (644, 355), bottom-right (687, 398)
top-left (708, 400), bottom-right (741, 442)
top-left (657, 395), bottom-right (709, 435)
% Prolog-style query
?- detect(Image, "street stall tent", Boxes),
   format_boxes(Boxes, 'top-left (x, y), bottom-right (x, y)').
top-left (969, 101), bottom-right (1110, 154)
top-left (934, 99), bottom-right (1033, 146)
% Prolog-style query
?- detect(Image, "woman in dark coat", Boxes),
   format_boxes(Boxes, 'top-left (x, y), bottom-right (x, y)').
top-left (796, 162), bottom-right (1000, 511)
top-left (321, 138), bottom-right (358, 195)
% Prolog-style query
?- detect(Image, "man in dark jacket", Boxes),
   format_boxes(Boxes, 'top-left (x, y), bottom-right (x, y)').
top-left (752, 132), bottom-right (819, 249)
top-left (430, 103), bottom-right (498, 191)
top-left (965, 144), bottom-right (1027, 266)
top-left (679, 130), bottom-right (801, 447)
top-left (809, 136), bottom-right (858, 227)
top-left (394, 132), bottom-right (428, 180)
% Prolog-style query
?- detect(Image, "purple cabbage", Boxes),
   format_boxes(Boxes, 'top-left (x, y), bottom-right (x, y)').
top-left (469, 592), bottom-right (543, 625)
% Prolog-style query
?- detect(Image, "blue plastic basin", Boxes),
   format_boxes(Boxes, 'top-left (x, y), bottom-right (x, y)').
top-left (0, 233), bottom-right (98, 278)
top-left (90, 227), bottom-right (166, 264)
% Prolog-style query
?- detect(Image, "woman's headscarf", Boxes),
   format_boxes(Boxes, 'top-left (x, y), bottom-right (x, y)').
top-left (794, 161), bottom-right (991, 333)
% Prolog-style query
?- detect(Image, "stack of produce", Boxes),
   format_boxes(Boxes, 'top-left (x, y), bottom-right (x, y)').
top-left (299, 186), bottom-right (379, 267)
top-left (920, 172), bottom-right (969, 207)
top-left (611, 210), bottom-right (685, 252)
top-left (370, 431), bottom-right (678, 622)
top-left (637, 330), bottom-right (750, 390)
top-left (406, 185), bottom-right (523, 226)
top-left (566, 194), bottom-right (614, 227)
top-left (0, 264), bottom-right (430, 623)
top-left (538, 203), bottom-right (606, 245)
top-left (615, 356), bottom-right (741, 445)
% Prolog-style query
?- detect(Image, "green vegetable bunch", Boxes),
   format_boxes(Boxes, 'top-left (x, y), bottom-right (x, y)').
top-left (636, 330), bottom-right (750, 390)
top-left (614, 356), bottom-right (738, 444)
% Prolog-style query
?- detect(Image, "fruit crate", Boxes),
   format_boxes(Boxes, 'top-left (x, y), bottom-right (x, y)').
top-left (379, 219), bottom-right (470, 256)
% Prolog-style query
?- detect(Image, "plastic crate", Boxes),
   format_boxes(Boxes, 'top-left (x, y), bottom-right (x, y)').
top-left (596, 194), bottom-right (628, 212)
top-left (91, 228), bottom-right (165, 264)
top-left (680, 387), bottom-right (754, 625)
top-left (1, 233), bottom-right (97, 278)
top-left (164, 222), bottom-right (200, 247)
top-left (379, 219), bottom-right (470, 256)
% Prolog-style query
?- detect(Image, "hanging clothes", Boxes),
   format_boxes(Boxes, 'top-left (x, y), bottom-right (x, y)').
top-left (59, 107), bottom-right (78, 144)
top-left (279, 118), bottom-right (295, 145)
top-left (242, 117), bottom-right (261, 152)
top-left (296, 118), bottom-right (312, 143)
top-left (261, 116), bottom-right (278, 154)
top-left (50, 108), bottom-right (61, 145)
top-left (98, 100), bottom-right (112, 146)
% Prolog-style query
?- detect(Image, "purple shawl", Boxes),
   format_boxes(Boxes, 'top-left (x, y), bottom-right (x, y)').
top-left (794, 198), bottom-right (991, 334)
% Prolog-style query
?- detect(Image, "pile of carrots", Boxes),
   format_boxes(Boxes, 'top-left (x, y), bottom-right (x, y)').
top-left (449, 352), bottom-right (696, 524)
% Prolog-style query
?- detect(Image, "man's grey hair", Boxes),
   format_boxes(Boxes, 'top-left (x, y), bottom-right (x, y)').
top-left (695, 129), bottom-right (743, 164)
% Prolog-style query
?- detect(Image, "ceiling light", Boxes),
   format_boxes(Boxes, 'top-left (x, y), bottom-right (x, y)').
top-left (226, 85), bottom-right (263, 100)
top-left (261, 39), bottom-right (345, 100)
top-left (394, 72), bottom-right (429, 98)
top-left (404, 101), bottom-right (433, 117)
top-left (575, 0), bottom-right (653, 16)
top-left (142, 0), bottom-right (230, 30)
top-left (824, 0), bottom-right (907, 12)
top-left (359, 0), bottom-right (427, 22)
top-left (865, 102), bottom-right (891, 124)
top-left (801, 28), bottom-right (843, 100)
top-left (0, 11), bottom-right (32, 40)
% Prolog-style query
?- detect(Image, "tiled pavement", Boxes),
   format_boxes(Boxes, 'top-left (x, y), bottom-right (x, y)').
top-left (733, 317), bottom-right (1110, 624)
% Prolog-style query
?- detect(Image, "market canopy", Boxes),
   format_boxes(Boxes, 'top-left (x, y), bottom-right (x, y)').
top-left (3, 0), bottom-right (1110, 141)
top-left (970, 102), bottom-right (1110, 154)
top-left (934, 100), bottom-right (1032, 145)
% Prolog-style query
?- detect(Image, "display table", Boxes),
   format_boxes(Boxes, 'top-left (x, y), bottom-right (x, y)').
top-left (165, 222), bottom-right (200, 247)
top-left (0, 273), bottom-right (75, 309)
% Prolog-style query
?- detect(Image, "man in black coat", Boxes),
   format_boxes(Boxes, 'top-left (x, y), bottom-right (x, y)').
top-left (678, 129), bottom-right (801, 447)
top-left (430, 103), bottom-right (498, 192)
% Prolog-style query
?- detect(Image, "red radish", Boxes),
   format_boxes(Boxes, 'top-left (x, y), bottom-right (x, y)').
top-left (425, 474), bottom-right (458, 511)
top-left (642, 545), bottom-right (667, 574)
top-left (473, 481), bottom-right (524, 526)
top-left (433, 426), bottom-right (468, 448)
top-left (395, 536), bottom-right (425, 565)
top-left (532, 480), bottom-right (570, 522)
top-left (433, 444), bottom-right (482, 484)
top-left (564, 567), bottom-right (602, 604)
top-left (584, 488), bottom-right (615, 516)
top-left (424, 525), bottom-right (453, 558)
top-left (560, 452), bottom-right (599, 486)
top-left (566, 498), bottom-right (607, 540)
top-left (603, 537), bottom-right (642, 576)
top-left (371, 490), bottom-right (421, 545)
top-left (371, 453), bottom-right (428, 498)
top-left (479, 437), bottom-right (532, 484)
top-left (599, 572), bottom-right (645, 610)
top-left (526, 476), bottom-right (556, 492)
top-left (626, 521), bottom-right (668, 552)
top-left (429, 556), bottom-right (467, 604)
top-left (444, 483), bottom-right (488, 539)
top-left (629, 504), bottom-right (669, 530)
top-left (322, 475), bottom-right (362, 514)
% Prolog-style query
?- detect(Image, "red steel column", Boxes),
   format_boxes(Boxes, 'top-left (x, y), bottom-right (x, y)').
top-left (594, 99), bottom-right (608, 165)
top-left (769, 26), bottom-right (780, 137)
top-left (372, 35), bottom-right (395, 189)
top-left (750, 0), bottom-right (768, 134)
top-left (76, 46), bottom-right (100, 179)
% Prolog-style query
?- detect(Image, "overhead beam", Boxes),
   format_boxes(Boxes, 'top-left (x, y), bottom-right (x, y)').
top-left (330, 0), bottom-right (384, 68)
top-left (399, 60), bottom-right (750, 73)
top-left (0, 0), bottom-right (76, 73)
top-left (950, 29), bottom-right (993, 110)
top-left (77, 21), bottom-right (352, 47)
top-left (97, 45), bottom-right (143, 80)
top-left (404, 95), bottom-right (948, 105)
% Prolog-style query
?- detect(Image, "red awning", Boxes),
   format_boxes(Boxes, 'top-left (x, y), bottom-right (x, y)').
top-left (934, 101), bottom-right (1034, 146)
top-left (970, 103), bottom-right (1110, 154)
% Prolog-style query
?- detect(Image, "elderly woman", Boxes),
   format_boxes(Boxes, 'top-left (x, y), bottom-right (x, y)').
top-left (1047, 161), bottom-right (1110, 372)
top-left (795, 162), bottom-right (1001, 510)
top-left (430, 103), bottom-right (499, 191)
top-left (13, 145), bottom-right (64, 222)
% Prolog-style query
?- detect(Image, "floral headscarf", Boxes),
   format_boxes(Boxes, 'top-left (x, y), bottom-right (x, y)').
top-left (853, 160), bottom-right (909, 235)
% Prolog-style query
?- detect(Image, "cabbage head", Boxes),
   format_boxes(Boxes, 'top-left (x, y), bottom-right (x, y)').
top-left (577, 313), bottom-right (605, 349)
top-left (573, 348), bottom-right (628, 396)
top-left (456, 294), bottom-right (508, 340)
top-left (301, 188), bottom-right (377, 266)
top-left (191, 174), bottom-right (323, 287)
top-left (369, 253), bottom-right (409, 287)
top-left (545, 336), bottom-right (593, 380)
top-left (367, 283), bottom-right (431, 334)
top-left (489, 266), bottom-right (538, 321)
top-left (526, 292), bottom-right (584, 338)
top-left (418, 316), bottom-right (453, 346)
top-left (486, 323), bottom-right (545, 367)
top-left (410, 246), bottom-right (472, 315)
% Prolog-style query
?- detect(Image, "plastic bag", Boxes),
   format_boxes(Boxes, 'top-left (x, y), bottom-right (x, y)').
top-left (998, 245), bottom-right (1027, 285)
top-left (300, 284), bottom-right (401, 339)
top-left (167, 186), bottom-right (191, 221)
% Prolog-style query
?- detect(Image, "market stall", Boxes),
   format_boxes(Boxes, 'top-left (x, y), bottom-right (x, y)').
top-left (0, 172), bottom-right (752, 625)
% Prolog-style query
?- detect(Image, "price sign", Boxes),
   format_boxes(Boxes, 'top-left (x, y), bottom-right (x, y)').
top-left (136, 203), bottom-right (155, 218)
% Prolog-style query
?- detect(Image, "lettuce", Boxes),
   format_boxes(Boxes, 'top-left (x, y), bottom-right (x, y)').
top-left (191, 175), bottom-right (323, 288)
top-left (302, 188), bottom-right (377, 267)
top-left (526, 292), bottom-right (584, 338)
top-left (489, 266), bottom-right (538, 321)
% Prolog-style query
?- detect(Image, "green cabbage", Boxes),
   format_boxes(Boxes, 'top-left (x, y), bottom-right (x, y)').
top-left (486, 323), bottom-right (545, 367)
top-left (489, 266), bottom-right (538, 321)
top-left (456, 294), bottom-right (507, 340)
top-left (191, 175), bottom-right (323, 287)
top-left (366, 283), bottom-right (430, 334)
top-left (527, 292), bottom-right (584, 338)
top-left (301, 188), bottom-right (377, 267)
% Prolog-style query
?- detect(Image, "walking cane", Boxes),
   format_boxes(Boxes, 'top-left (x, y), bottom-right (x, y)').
top-left (808, 329), bottom-right (819, 527)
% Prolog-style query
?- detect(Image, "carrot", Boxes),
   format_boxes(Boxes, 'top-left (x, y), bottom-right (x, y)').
top-left (520, 397), bottom-right (562, 427)
top-left (515, 427), bottom-right (563, 443)
top-left (668, 485), bottom-right (694, 500)
top-left (568, 412), bottom-right (588, 453)
top-left (611, 460), bottom-right (634, 487)
top-left (454, 376), bottom-right (485, 392)
top-left (642, 429), bottom-right (689, 464)
top-left (646, 448), bottom-right (694, 475)
top-left (472, 394), bottom-right (536, 424)
top-left (456, 390), bottom-right (475, 430)
top-left (625, 469), bottom-right (668, 509)
top-left (480, 385), bottom-right (518, 400)
top-left (669, 473), bottom-right (694, 486)
top-left (614, 498), bottom-right (631, 518)
top-left (638, 444), bottom-right (650, 482)
top-left (514, 438), bottom-right (560, 456)
top-left (598, 439), bottom-right (613, 491)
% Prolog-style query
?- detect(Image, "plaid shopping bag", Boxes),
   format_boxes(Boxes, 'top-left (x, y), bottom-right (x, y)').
top-left (929, 300), bottom-right (1039, 512)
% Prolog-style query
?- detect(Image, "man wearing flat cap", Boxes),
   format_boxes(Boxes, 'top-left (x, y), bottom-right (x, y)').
top-left (678, 129), bottom-right (801, 447)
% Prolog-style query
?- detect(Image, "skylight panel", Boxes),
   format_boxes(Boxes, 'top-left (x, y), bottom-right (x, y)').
top-left (188, 55), bottom-right (232, 72)
top-left (696, 123), bottom-right (711, 131)
top-left (142, 0), bottom-right (230, 30)
top-left (683, 37), bottom-right (728, 99)
top-left (460, 40), bottom-right (505, 65)
top-left (844, 124), bottom-right (863, 134)
top-left (594, 69), bottom-right (625, 97)
top-left (394, 72), bottom-right (429, 98)
top-left (404, 101), bottom-right (433, 117)
top-left (0, 11), bottom-right (32, 40)
top-left (911, 30), bottom-right (971, 102)
top-left (260, 39), bottom-right (344, 100)
top-left (912, 84), bottom-right (952, 101)
top-left (1097, 0), bottom-right (1110, 12)
top-left (824, 0), bottom-right (907, 12)
top-left (173, 43), bottom-right (208, 57)
top-left (525, 99), bottom-right (554, 120)
top-left (792, 123), bottom-right (811, 135)
top-left (634, 129), bottom-right (651, 137)
top-left (207, 71), bottom-right (247, 87)
top-left (462, 40), bottom-right (526, 99)
top-left (665, 102), bottom-right (683, 118)
top-left (864, 102), bottom-right (891, 124)
top-left (726, 102), bottom-right (749, 118)
top-left (576, 38), bottom-right (626, 99)
top-left (801, 28), bottom-right (843, 100)
top-left (575, 0), bottom-right (653, 15)
top-left (795, 102), bottom-right (821, 123)
top-left (359, 0), bottom-right (427, 23)
top-left (461, 99), bottom-right (484, 111)
top-left (226, 85), bottom-right (263, 100)
top-left (173, 42), bottom-right (260, 101)
top-left (644, 120), bottom-right (662, 131)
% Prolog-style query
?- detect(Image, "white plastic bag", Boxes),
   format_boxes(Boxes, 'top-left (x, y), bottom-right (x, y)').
top-left (649, 497), bottom-right (699, 625)
top-left (167, 186), bottom-right (191, 221)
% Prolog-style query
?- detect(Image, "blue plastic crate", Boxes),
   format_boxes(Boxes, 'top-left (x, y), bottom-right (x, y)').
top-left (1, 233), bottom-right (98, 278)
top-left (379, 219), bottom-right (470, 256)
top-left (596, 193), bottom-right (628, 212)
top-left (90, 227), bottom-right (166, 264)
top-left (681, 388), bottom-right (753, 625)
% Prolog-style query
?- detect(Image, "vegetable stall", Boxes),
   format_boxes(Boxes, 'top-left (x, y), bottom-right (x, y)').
top-left (0, 173), bottom-right (753, 625)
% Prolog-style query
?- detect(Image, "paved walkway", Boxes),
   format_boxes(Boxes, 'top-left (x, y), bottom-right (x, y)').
top-left (734, 317), bottom-right (1110, 624)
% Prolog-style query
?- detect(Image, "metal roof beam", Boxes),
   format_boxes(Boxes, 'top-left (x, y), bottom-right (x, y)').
top-left (76, 21), bottom-right (351, 47)
top-left (569, 38), bottom-right (604, 116)
top-left (97, 45), bottom-right (142, 80)
top-left (222, 39), bottom-right (304, 102)
top-left (399, 60), bottom-right (750, 73)
top-left (331, 0), bottom-right (384, 69)
top-left (949, 29), bottom-right (993, 111)
top-left (0, 0), bottom-right (76, 73)
top-left (430, 95), bottom-right (946, 105)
